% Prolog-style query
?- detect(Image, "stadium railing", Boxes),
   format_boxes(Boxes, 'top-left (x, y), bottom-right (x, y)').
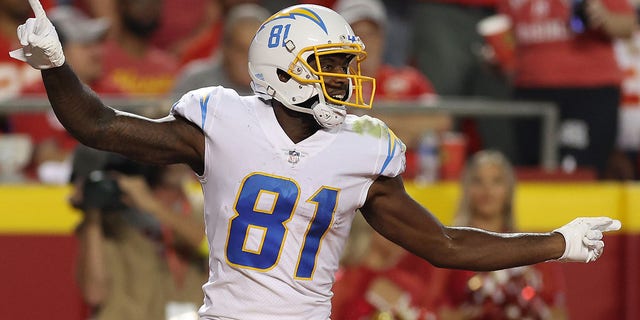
top-left (0, 95), bottom-right (559, 170)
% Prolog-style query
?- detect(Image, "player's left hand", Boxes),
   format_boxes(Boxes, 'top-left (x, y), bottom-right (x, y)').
top-left (553, 217), bottom-right (621, 263)
top-left (9, 0), bottom-right (65, 69)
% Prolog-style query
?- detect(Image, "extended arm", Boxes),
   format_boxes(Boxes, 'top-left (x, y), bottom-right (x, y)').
top-left (361, 176), bottom-right (616, 271)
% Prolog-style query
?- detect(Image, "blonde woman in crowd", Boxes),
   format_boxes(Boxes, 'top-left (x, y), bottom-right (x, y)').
top-left (428, 150), bottom-right (568, 320)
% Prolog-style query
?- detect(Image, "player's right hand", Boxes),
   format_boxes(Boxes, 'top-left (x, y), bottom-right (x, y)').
top-left (553, 217), bottom-right (621, 263)
top-left (9, 0), bottom-right (65, 69)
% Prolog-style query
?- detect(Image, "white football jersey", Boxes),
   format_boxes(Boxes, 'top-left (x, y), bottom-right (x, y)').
top-left (171, 86), bottom-right (406, 320)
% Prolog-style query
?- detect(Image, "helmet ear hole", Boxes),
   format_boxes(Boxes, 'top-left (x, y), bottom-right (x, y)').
top-left (277, 69), bottom-right (292, 83)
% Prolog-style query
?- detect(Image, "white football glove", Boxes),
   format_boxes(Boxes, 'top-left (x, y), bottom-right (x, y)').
top-left (9, 0), bottom-right (65, 69)
top-left (553, 217), bottom-right (621, 263)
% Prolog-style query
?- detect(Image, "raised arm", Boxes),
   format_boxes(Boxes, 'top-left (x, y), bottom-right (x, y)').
top-left (10, 0), bottom-right (205, 173)
top-left (42, 65), bottom-right (205, 173)
top-left (361, 175), bottom-right (618, 271)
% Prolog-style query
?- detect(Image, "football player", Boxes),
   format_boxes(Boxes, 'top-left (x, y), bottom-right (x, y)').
top-left (12, 1), bottom-right (620, 319)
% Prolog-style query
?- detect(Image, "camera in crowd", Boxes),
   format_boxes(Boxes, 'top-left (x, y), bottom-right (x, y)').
top-left (71, 145), bottom-right (158, 213)
top-left (82, 170), bottom-right (127, 212)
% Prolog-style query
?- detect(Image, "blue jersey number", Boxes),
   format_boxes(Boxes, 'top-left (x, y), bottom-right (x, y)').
top-left (226, 173), bottom-right (338, 280)
top-left (267, 24), bottom-right (291, 48)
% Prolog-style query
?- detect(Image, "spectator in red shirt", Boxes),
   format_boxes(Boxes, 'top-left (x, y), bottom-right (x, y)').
top-left (178, 0), bottom-right (269, 66)
top-left (331, 214), bottom-right (436, 320)
top-left (499, 0), bottom-right (637, 177)
top-left (150, 0), bottom-right (220, 56)
top-left (427, 150), bottom-right (568, 319)
top-left (82, 0), bottom-right (222, 59)
top-left (98, 0), bottom-right (179, 97)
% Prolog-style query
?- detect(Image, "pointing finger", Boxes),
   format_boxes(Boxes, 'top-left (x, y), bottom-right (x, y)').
top-left (585, 217), bottom-right (621, 232)
top-left (28, 0), bottom-right (47, 19)
top-left (606, 219), bottom-right (622, 231)
top-left (594, 219), bottom-right (621, 232)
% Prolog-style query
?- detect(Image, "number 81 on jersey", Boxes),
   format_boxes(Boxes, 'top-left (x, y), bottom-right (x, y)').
top-left (225, 173), bottom-right (338, 280)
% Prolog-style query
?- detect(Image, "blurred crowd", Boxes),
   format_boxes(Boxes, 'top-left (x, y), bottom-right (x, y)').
top-left (1, 0), bottom-right (640, 184)
top-left (333, 150), bottom-right (568, 320)
top-left (1, 1), bottom-right (632, 318)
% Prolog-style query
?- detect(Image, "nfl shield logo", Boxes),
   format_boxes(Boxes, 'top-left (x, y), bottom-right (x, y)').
top-left (288, 150), bottom-right (300, 164)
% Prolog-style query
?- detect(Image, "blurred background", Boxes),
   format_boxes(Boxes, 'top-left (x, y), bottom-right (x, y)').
top-left (0, 0), bottom-right (639, 319)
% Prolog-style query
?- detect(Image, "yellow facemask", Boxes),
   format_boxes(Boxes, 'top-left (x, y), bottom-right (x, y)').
top-left (287, 42), bottom-right (376, 109)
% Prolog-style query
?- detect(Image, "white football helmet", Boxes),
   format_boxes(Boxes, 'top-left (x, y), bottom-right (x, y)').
top-left (248, 4), bottom-right (376, 128)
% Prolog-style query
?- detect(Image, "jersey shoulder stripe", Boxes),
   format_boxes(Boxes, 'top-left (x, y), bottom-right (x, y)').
top-left (380, 127), bottom-right (403, 175)
top-left (342, 114), bottom-right (406, 178)
top-left (170, 86), bottom-right (245, 131)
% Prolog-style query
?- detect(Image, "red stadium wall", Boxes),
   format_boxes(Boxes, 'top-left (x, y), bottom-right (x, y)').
top-left (0, 235), bottom-right (87, 320)
top-left (0, 183), bottom-right (639, 319)
top-left (560, 235), bottom-right (640, 319)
